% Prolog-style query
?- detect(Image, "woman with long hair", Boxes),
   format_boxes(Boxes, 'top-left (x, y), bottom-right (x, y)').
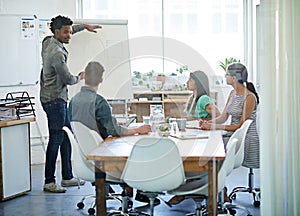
top-left (201, 62), bottom-right (260, 168)
top-left (185, 70), bottom-right (220, 120)
top-left (168, 63), bottom-right (260, 205)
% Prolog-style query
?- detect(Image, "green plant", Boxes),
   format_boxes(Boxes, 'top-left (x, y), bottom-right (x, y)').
top-left (219, 57), bottom-right (240, 72)
top-left (147, 70), bottom-right (154, 77)
top-left (159, 124), bottom-right (170, 132)
top-left (133, 71), bottom-right (141, 79)
top-left (176, 65), bottom-right (189, 75)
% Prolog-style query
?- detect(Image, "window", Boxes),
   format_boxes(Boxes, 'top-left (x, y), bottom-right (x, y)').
top-left (212, 13), bottom-right (222, 33)
top-left (225, 13), bottom-right (238, 33)
top-left (79, 0), bottom-right (244, 77)
top-left (94, 0), bottom-right (108, 10)
top-left (186, 14), bottom-right (198, 34)
top-left (169, 14), bottom-right (183, 34)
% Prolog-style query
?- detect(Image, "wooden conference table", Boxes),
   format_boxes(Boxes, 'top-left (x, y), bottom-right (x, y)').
top-left (87, 129), bottom-right (225, 216)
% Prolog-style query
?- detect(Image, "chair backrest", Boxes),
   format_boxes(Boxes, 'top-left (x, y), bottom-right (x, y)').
top-left (167, 137), bottom-right (237, 196)
top-left (71, 121), bottom-right (122, 182)
top-left (71, 121), bottom-right (103, 156)
top-left (230, 119), bottom-right (253, 169)
top-left (62, 126), bottom-right (95, 182)
top-left (217, 137), bottom-right (238, 192)
top-left (121, 137), bottom-right (186, 192)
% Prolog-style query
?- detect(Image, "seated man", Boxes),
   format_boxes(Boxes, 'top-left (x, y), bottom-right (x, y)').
top-left (68, 61), bottom-right (159, 204)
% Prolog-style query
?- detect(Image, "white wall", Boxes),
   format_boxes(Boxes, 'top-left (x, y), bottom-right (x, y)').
top-left (0, 0), bottom-right (76, 18)
top-left (0, 0), bottom-right (77, 164)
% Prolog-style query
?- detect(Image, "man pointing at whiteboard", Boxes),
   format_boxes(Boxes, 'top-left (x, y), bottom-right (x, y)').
top-left (40, 15), bottom-right (101, 193)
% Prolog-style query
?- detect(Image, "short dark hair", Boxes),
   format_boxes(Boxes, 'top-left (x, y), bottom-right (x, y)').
top-left (85, 61), bottom-right (105, 86)
top-left (50, 15), bottom-right (73, 34)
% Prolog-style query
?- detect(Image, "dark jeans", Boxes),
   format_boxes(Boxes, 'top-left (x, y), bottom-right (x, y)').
top-left (42, 98), bottom-right (73, 184)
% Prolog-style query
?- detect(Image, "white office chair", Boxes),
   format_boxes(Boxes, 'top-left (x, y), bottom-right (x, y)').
top-left (64, 122), bottom-right (133, 215)
top-left (167, 138), bottom-right (252, 216)
top-left (185, 120), bottom-right (252, 182)
top-left (121, 137), bottom-right (186, 216)
top-left (232, 119), bottom-right (253, 169)
top-left (220, 119), bottom-right (253, 215)
top-left (63, 126), bottom-right (98, 215)
top-left (70, 121), bottom-right (121, 181)
top-left (228, 119), bottom-right (261, 208)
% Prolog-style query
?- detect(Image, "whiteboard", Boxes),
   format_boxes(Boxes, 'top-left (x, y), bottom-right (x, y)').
top-left (0, 14), bottom-right (39, 86)
top-left (65, 19), bottom-right (133, 100)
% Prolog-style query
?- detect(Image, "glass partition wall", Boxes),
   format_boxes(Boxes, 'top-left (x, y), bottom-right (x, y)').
top-left (77, 1), bottom-right (260, 215)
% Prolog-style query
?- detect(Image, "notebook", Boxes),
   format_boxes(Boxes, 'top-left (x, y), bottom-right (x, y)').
top-left (185, 120), bottom-right (201, 129)
top-left (170, 130), bottom-right (210, 140)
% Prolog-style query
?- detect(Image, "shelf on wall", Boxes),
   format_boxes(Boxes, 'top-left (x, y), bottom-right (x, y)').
top-left (127, 91), bottom-right (192, 122)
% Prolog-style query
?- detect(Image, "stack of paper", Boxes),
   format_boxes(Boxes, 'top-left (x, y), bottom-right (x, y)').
top-left (185, 120), bottom-right (201, 129)
top-left (0, 107), bottom-right (16, 120)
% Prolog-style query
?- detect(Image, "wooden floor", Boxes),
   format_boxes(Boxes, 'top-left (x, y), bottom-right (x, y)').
top-left (0, 164), bottom-right (260, 216)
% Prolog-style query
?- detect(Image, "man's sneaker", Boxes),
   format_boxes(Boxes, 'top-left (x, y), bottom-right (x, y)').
top-left (61, 178), bottom-right (85, 187)
top-left (43, 182), bottom-right (66, 193)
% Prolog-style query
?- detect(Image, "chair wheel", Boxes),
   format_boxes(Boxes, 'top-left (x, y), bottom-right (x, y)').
top-left (254, 200), bottom-right (260, 207)
top-left (88, 207), bottom-right (95, 215)
top-left (77, 202), bottom-right (84, 209)
top-left (230, 193), bottom-right (237, 200)
top-left (228, 209), bottom-right (236, 215)
top-left (128, 199), bottom-right (133, 208)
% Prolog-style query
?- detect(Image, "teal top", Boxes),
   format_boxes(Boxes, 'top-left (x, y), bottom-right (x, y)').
top-left (186, 95), bottom-right (214, 118)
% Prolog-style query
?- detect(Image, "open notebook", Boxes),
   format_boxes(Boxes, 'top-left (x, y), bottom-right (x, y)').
top-left (170, 130), bottom-right (210, 140)
top-left (185, 120), bottom-right (201, 129)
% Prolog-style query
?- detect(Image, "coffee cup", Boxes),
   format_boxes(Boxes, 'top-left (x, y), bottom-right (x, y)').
top-left (176, 118), bottom-right (187, 130)
top-left (142, 116), bottom-right (150, 124)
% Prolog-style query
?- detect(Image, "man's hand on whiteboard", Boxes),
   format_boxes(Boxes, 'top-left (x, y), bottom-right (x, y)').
top-left (83, 24), bottom-right (102, 33)
top-left (78, 71), bottom-right (85, 80)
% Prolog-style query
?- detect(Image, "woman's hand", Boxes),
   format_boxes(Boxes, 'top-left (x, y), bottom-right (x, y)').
top-left (200, 122), bottom-right (212, 130)
top-left (199, 119), bottom-right (207, 127)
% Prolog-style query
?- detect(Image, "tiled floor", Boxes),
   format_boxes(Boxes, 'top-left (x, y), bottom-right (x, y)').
top-left (0, 164), bottom-right (260, 216)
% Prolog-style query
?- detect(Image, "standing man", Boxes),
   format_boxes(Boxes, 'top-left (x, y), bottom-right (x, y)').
top-left (40, 15), bottom-right (101, 193)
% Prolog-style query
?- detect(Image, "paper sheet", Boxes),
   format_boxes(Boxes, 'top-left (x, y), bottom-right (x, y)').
top-left (185, 120), bottom-right (201, 129)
